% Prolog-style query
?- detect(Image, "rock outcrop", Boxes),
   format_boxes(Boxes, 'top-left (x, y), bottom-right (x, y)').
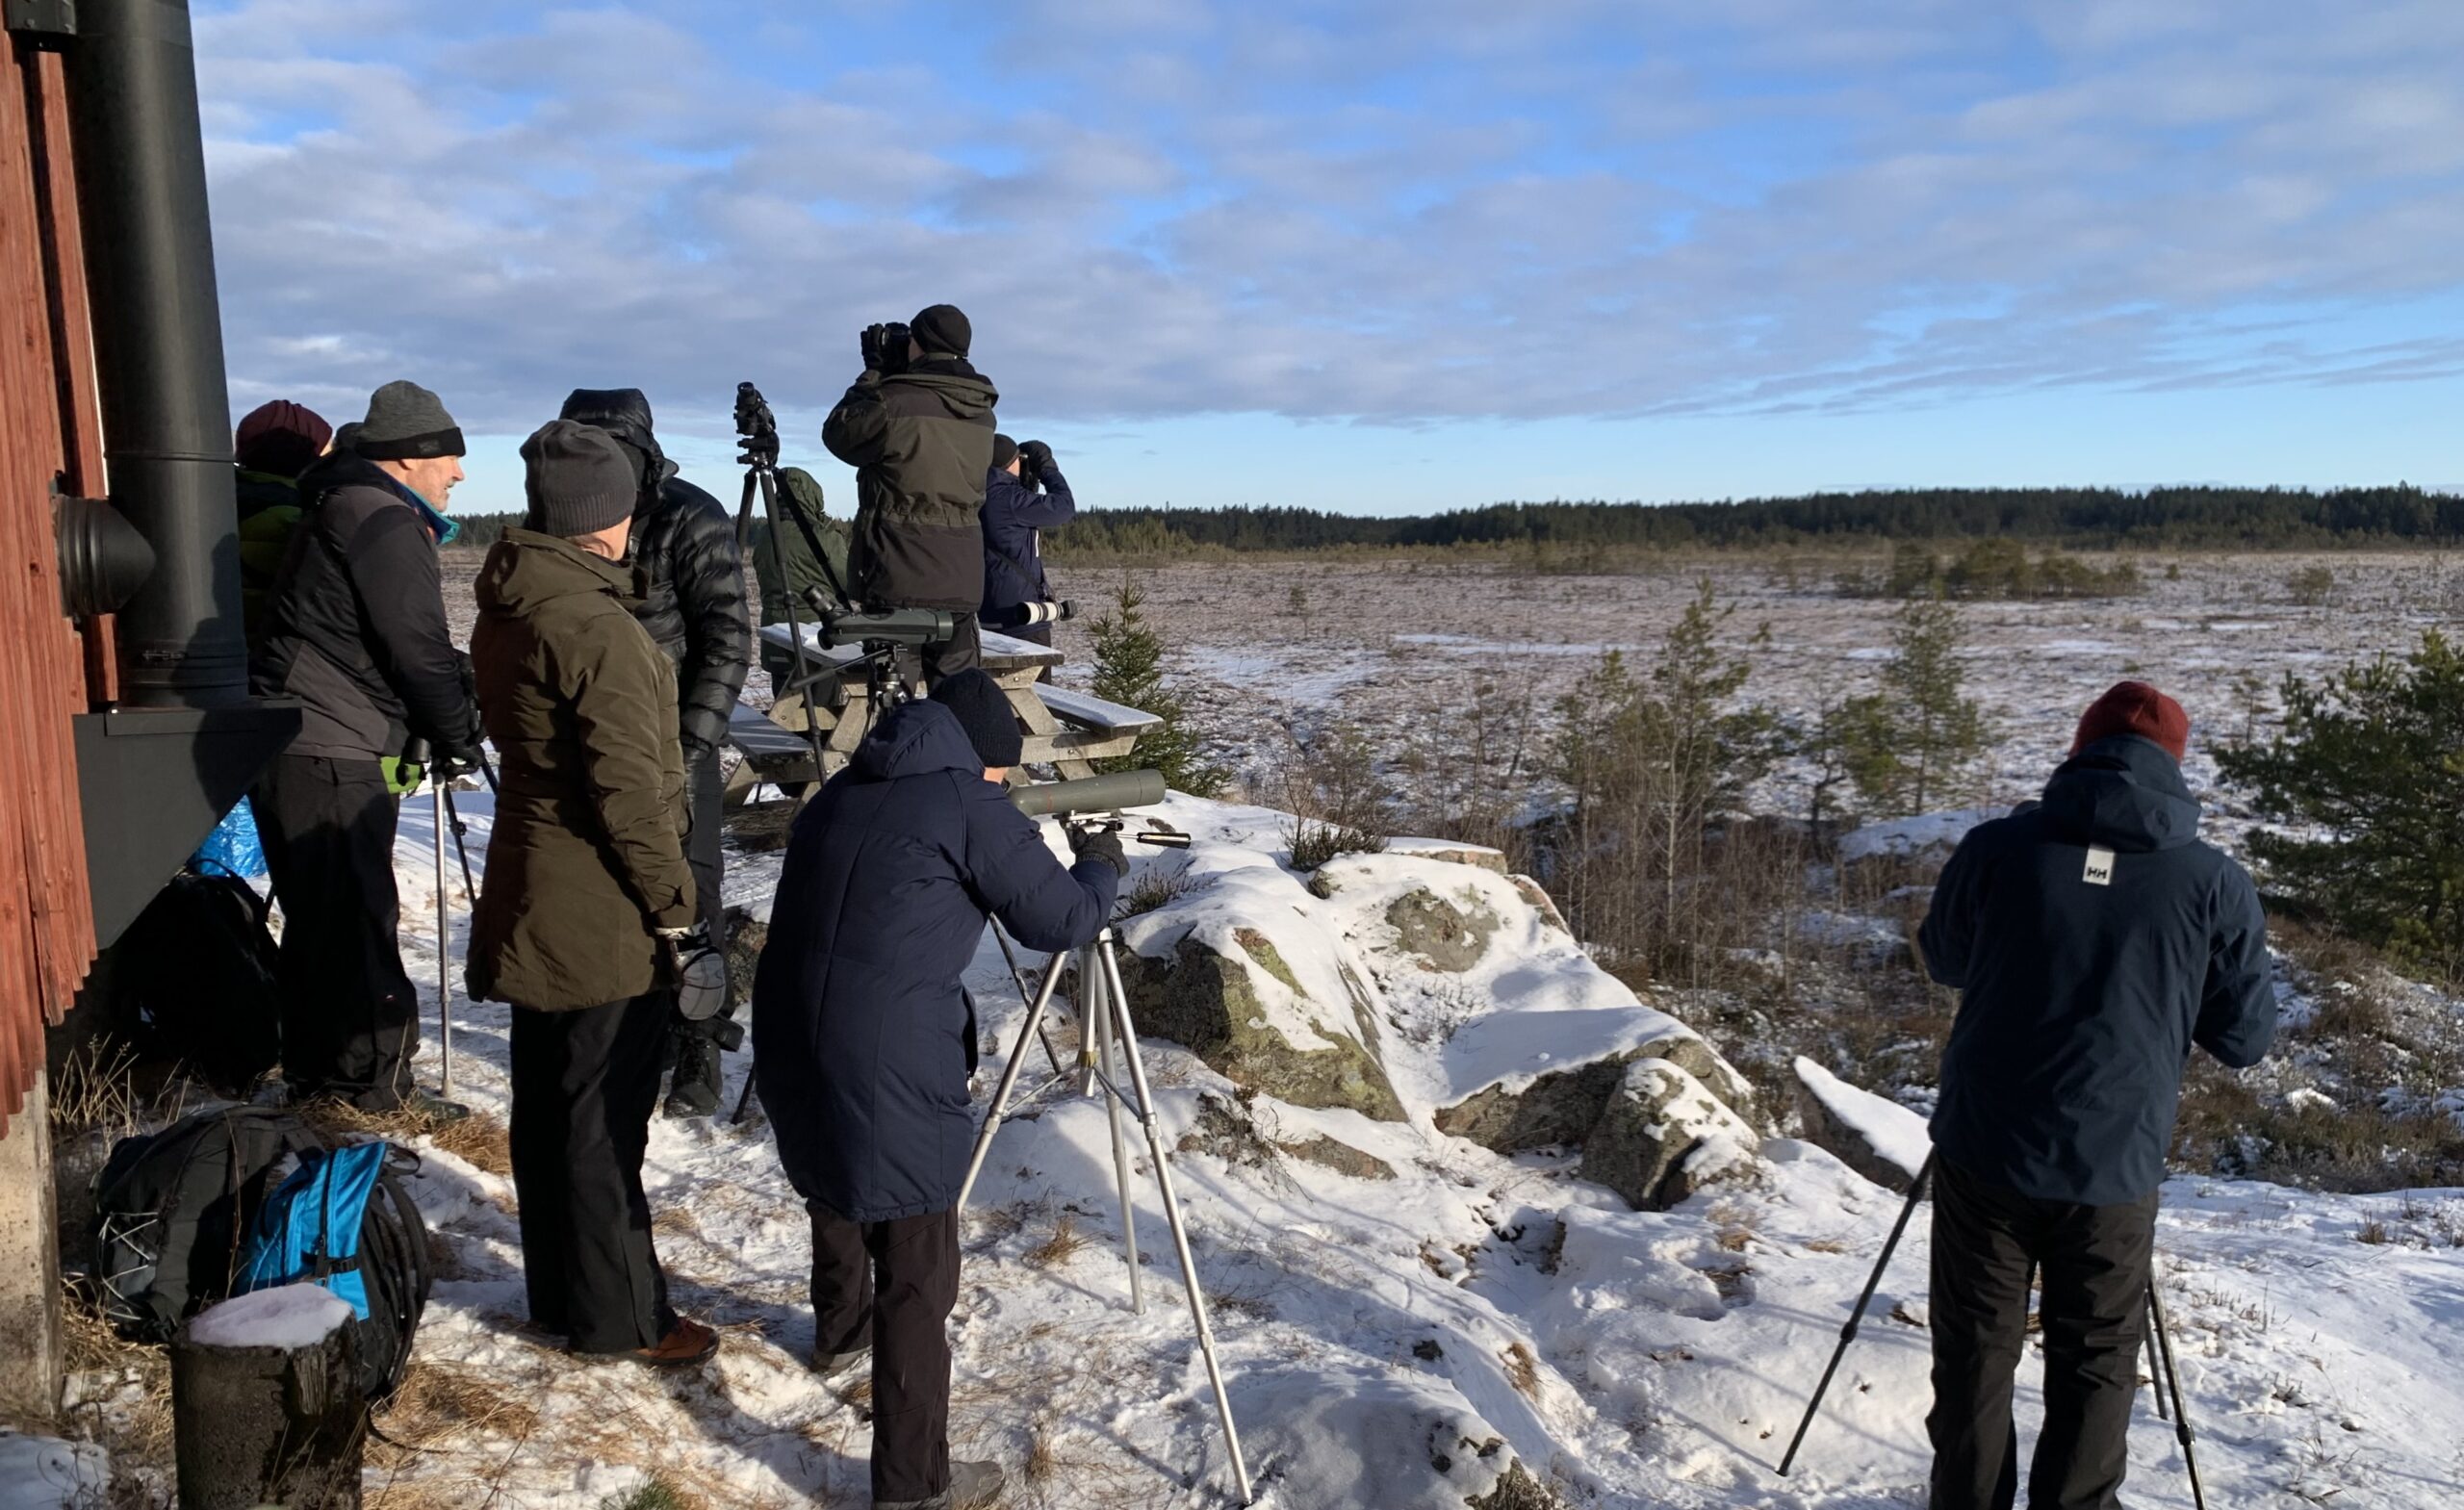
top-left (1579, 1059), bottom-right (1760, 1212)
top-left (1791, 1057), bottom-right (1930, 1191)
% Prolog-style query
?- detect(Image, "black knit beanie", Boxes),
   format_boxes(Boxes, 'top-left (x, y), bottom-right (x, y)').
top-left (356, 379), bottom-right (466, 460)
top-left (521, 420), bottom-right (637, 539)
top-left (990, 434), bottom-right (1018, 472)
top-left (911, 303), bottom-right (972, 358)
top-left (931, 669), bottom-right (1022, 768)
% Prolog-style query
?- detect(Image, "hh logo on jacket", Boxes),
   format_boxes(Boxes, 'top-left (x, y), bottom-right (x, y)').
top-left (2082, 846), bottom-right (2117, 886)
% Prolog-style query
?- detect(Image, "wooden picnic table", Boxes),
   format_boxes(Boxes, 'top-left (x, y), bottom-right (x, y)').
top-left (728, 624), bottom-right (1159, 803)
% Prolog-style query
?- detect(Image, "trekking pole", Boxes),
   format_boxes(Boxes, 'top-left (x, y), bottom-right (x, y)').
top-left (430, 776), bottom-right (453, 1098)
top-left (1778, 1151), bottom-right (1936, 1476)
top-left (440, 786), bottom-right (479, 905)
top-left (2147, 1278), bottom-right (2207, 1510)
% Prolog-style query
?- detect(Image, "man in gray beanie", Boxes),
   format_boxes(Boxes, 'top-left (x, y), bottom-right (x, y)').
top-left (251, 379), bottom-right (482, 1116)
top-left (465, 420), bottom-right (719, 1369)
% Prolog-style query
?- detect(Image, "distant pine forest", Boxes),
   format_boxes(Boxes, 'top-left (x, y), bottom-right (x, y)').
top-left (449, 483), bottom-right (2463, 560)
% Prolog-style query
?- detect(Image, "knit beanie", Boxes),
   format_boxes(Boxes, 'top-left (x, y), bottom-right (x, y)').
top-left (990, 434), bottom-right (1018, 472)
top-left (356, 380), bottom-right (466, 460)
top-left (331, 421), bottom-right (364, 455)
top-left (520, 420), bottom-right (637, 539)
top-left (911, 303), bottom-right (972, 358)
top-left (2073, 680), bottom-right (2190, 763)
top-left (234, 399), bottom-right (332, 477)
top-left (931, 669), bottom-right (1023, 768)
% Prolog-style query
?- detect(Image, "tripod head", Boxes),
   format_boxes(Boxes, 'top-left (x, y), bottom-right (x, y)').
top-left (734, 380), bottom-right (780, 472)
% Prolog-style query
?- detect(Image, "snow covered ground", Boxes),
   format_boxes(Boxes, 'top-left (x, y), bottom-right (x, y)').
top-left (358, 786), bottom-right (2464, 1508)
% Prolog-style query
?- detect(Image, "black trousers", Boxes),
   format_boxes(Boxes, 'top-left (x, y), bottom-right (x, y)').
top-left (896, 610), bottom-right (981, 690)
top-left (1928, 1157), bottom-right (2158, 1510)
top-left (510, 991), bottom-right (676, 1353)
top-left (810, 1203), bottom-right (959, 1503)
top-left (254, 754), bottom-right (419, 1110)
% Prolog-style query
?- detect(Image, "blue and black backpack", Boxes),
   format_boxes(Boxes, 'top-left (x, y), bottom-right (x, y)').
top-left (236, 1140), bottom-right (433, 1400)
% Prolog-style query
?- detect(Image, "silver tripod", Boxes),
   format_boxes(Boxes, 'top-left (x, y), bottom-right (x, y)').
top-left (957, 926), bottom-right (1255, 1506)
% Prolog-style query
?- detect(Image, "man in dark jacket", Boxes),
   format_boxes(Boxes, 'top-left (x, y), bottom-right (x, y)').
top-left (467, 420), bottom-right (718, 1369)
top-left (979, 435), bottom-right (1076, 648)
top-left (1917, 681), bottom-right (2275, 1510)
top-left (754, 670), bottom-right (1121, 1510)
top-left (752, 465), bottom-right (854, 694)
top-left (251, 380), bottom-right (481, 1115)
top-left (232, 398), bottom-right (332, 644)
top-left (822, 303), bottom-right (999, 684)
top-left (557, 387), bottom-right (752, 1118)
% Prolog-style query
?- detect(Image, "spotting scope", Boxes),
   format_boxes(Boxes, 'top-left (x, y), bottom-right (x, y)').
top-left (1010, 769), bottom-right (1167, 818)
top-left (806, 598), bottom-right (958, 649)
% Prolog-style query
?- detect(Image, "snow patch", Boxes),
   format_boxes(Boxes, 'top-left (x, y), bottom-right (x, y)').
top-left (188, 1283), bottom-right (355, 1350)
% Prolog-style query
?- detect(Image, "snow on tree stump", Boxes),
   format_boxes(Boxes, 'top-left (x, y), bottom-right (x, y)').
top-left (171, 1284), bottom-right (366, 1509)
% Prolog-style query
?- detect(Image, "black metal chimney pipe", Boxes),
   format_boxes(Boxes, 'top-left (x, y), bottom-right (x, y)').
top-left (64, 0), bottom-right (247, 709)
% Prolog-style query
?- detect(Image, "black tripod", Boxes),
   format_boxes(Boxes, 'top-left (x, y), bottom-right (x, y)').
top-left (1778, 1152), bottom-right (2206, 1509)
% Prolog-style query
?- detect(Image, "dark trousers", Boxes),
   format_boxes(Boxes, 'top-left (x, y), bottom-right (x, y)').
top-left (898, 610), bottom-right (980, 689)
top-left (810, 1203), bottom-right (959, 1503)
top-left (254, 754), bottom-right (419, 1110)
top-left (1928, 1157), bottom-right (2158, 1510)
top-left (510, 991), bottom-right (676, 1352)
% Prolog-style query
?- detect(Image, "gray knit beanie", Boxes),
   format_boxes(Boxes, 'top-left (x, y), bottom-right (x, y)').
top-left (521, 421), bottom-right (636, 539)
top-left (356, 380), bottom-right (465, 460)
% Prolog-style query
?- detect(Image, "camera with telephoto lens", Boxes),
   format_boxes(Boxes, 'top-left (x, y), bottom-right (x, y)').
top-left (733, 381), bottom-right (779, 469)
top-left (1014, 600), bottom-right (1076, 627)
top-left (860, 320), bottom-right (912, 376)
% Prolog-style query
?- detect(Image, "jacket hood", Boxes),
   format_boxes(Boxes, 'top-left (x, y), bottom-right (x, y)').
top-left (475, 527), bottom-right (637, 619)
top-left (559, 387), bottom-right (666, 466)
top-left (2040, 735), bottom-right (2201, 854)
top-left (887, 361), bottom-right (998, 420)
top-left (853, 700), bottom-right (988, 781)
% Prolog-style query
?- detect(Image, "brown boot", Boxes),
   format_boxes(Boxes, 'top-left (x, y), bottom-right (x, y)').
top-left (613, 1317), bottom-right (720, 1369)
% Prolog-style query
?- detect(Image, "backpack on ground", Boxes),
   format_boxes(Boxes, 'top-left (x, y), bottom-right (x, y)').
top-left (237, 1140), bottom-right (434, 1401)
top-left (105, 868), bottom-right (282, 1094)
top-left (90, 1105), bottom-right (322, 1343)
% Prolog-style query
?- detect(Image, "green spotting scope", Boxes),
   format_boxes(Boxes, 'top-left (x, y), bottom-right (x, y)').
top-left (1010, 768), bottom-right (1167, 818)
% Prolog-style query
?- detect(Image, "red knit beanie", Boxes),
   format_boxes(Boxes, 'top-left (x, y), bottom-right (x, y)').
top-left (2073, 680), bottom-right (2190, 762)
top-left (234, 398), bottom-right (333, 478)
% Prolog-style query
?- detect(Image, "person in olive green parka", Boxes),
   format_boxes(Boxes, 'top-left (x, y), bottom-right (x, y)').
top-left (466, 420), bottom-right (718, 1369)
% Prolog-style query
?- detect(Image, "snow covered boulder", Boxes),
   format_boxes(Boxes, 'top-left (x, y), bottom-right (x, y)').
top-left (1382, 886), bottom-right (1503, 973)
top-left (1792, 1057), bottom-right (1931, 1192)
top-left (1213, 1366), bottom-right (1547, 1508)
top-left (1119, 848), bottom-right (1407, 1121)
top-left (1434, 1024), bottom-right (1755, 1153)
top-left (1580, 1060), bottom-right (1761, 1211)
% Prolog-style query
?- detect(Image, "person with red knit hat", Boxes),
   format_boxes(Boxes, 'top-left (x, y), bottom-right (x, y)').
top-left (232, 398), bottom-right (336, 642)
top-left (1916, 679), bottom-right (2275, 1510)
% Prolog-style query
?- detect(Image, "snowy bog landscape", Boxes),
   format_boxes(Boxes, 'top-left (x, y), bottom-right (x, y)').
top-left (45, 550), bottom-right (2454, 1507)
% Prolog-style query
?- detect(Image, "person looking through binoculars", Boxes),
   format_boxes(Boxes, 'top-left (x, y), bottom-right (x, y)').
top-left (752, 669), bottom-right (1121, 1509)
top-left (980, 434), bottom-right (1076, 653)
top-left (823, 303), bottom-right (999, 686)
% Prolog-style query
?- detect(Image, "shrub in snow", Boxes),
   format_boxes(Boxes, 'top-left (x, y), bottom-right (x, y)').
top-left (1580, 1059), bottom-right (1761, 1211)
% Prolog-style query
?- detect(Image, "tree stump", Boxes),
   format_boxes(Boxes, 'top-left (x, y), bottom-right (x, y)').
top-left (171, 1285), bottom-right (366, 1509)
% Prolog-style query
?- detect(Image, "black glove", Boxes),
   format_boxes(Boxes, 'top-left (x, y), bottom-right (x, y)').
top-left (860, 323), bottom-right (886, 372)
top-left (455, 649), bottom-right (477, 701)
top-left (1068, 825), bottom-right (1128, 877)
top-left (1019, 439), bottom-right (1055, 478)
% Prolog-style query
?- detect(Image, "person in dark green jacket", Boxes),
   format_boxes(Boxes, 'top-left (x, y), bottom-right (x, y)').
top-left (822, 303), bottom-right (998, 684)
top-left (752, 465), bottom-right (854, 694)
top-left (466, 419), bottom-right (717, 1370)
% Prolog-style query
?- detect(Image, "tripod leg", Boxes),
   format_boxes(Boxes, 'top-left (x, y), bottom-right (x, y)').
top-left (1096, 938), bottom-right (1254, 1505)
top-left (431, 784), bottom-right (453, 1099)
top-left (1777, 1152), bottom-right (1936, 1477)
top-left (990, 922), bottom-right (1065, 1077)
top-left (2142, 1304), bottom-right (2169, 1421)
top-left (956, 950), bottom-right (1070, 1213)
top-left (1088, 943), bottom-right (1146, 1314)
top-left (2147, 1278), bottom-right (2206, 1510)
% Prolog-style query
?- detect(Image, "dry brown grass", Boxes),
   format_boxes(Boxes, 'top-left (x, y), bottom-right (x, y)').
top-left (1502, 1342), bottom-right (1542, 1400)
top-left (299, 1098), bottom-right (514, 1176)
top-left (369, 1359), bottom-right (544, 1465)
top-left (55, 1285), bottom-right (175, 1504)
top-left (1023, 1213), bottom-right (1091, 1269)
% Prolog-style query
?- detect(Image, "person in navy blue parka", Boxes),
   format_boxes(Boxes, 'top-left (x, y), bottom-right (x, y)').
top-left (752, 670), bottom-right (1119, 1509)
top-left (978, 435), bottom-right (1077, 646)
top-left (1917, 681), bottom-right (2275, 1510)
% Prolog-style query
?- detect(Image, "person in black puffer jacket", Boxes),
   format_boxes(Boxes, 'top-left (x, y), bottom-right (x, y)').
top-left (558, 387), bottom-right (752, 1118)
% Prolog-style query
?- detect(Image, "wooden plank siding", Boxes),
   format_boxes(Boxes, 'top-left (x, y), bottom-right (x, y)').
top-left (0, 43), bottom-right (105, 1135)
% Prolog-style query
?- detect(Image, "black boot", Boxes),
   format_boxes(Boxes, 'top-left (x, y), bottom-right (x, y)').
top-left (663, 1033), bottom-right (723, 1119)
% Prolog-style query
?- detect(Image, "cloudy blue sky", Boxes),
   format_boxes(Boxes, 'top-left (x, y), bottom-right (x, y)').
top-left (193, 0), bottom-right (2464, 517)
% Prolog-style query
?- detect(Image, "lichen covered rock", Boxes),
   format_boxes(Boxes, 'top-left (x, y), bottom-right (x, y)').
top-left (1579, 1059), bottom-right (1760, 1211)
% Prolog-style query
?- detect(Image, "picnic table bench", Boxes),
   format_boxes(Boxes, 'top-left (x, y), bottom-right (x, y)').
top-left (725, 624), bottom-right (1161, 803)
